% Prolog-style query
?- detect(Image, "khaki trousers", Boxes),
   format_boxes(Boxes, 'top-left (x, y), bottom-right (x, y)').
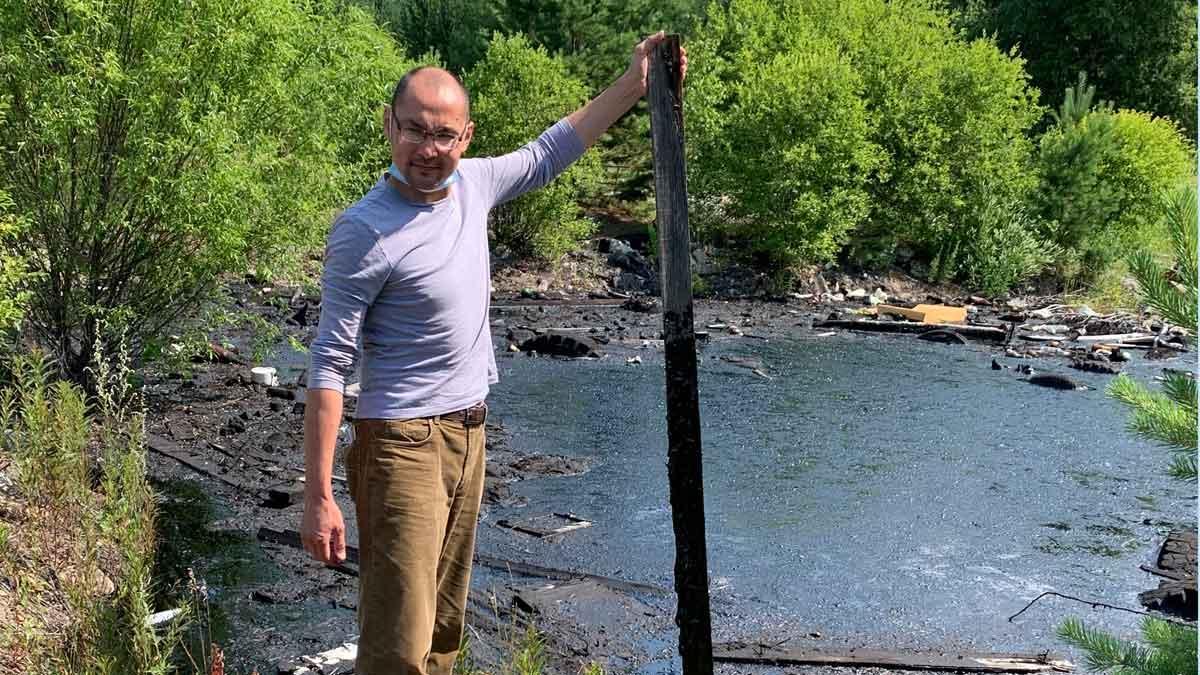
top-left (346, 414), bottom-right (486, 675)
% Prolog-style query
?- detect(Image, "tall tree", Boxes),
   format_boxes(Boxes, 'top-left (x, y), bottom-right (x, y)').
top-left (499, 0), bottom-right (707, 86)
top-left (0, 0), bottom-right (412, 381)
top-left (364, 0), bottom-right (503, 74)
top-left (946, 0), bottom-right (1197, 139)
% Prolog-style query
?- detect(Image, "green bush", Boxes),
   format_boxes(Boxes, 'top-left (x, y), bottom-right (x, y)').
top-left (804, 0), bottom-right (1042, 277)
top-left (0, 0), bottom-right (414, 380)
top-left (687, 0), bottom-right (1043, 281)
top-left (963, 196), bottom-right (1060, 295)
top-left (1035, 105), bottom-right (1194, 278)
top-left (687, 15), bottom-right (880, 266)
top-left (0, 190), bottom-right (27, 336)
top-left (464, 34), bottom-right (602, 261)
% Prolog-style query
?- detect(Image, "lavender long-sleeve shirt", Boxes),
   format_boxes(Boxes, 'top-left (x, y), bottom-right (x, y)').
top-left (307, 119), bottom-right (586, 419)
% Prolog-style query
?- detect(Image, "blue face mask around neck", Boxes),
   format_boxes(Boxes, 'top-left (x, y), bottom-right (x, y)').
top-left (387, 163), bottom-right (459, 193)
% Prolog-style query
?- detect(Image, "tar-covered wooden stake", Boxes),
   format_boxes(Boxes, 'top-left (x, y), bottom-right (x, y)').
top-left (647, 34), bottom-right (714, 675)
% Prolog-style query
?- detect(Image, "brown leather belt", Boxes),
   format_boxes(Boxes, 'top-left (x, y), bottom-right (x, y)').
top-left (437, 402), bottom-right (488, 427)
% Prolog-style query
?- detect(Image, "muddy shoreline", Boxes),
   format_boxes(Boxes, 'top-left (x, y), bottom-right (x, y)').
top-left (142, 249), bottom-right (1189, 674)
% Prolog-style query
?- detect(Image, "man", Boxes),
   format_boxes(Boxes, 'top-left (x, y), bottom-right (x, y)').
top-left (301, 32), bottom-right (685, 675)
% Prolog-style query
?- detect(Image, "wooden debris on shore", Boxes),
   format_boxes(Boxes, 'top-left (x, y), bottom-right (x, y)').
top-left (199, 343), bottom-right (247, 365)
top-left (712, 643), bottom-right (1073, 673)
top-left (278, 638), bottom-right (1075, 674)
top-left (1139, 528), bottom-right (1197, 619)
top-left (496, 512), bottom-right (592, 538)
top-left (254, 527), bottom-right (669, 596)
top-left (876, 304), bottom-right (968, 325)
top-left (817, 319), bottom-right (1007, 342)
top-left (147, 434), bottom-right (262, 492)
top-left (148, 433), bottom-right (309, 500)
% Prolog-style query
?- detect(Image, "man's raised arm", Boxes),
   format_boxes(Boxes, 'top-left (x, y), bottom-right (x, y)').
top-left (482, 32), bottom-right (687, 206)
top-left (567, 31), bottom-right (685, 148)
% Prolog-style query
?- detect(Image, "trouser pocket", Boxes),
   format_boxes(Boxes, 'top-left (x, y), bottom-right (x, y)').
top-left (346, 427), bottom-right (362, 503)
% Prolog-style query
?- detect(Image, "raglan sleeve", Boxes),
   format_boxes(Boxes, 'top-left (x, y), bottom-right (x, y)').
top-left (476, 119), bottom-right (587, 207)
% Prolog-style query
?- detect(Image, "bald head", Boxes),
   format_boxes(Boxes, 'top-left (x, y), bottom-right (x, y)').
top-left (390, 66), bottom-right (471, 120)
top-left (384, 66), bottom-right (476, 199)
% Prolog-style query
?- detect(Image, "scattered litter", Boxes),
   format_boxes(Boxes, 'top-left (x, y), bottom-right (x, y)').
top-left (626, 356), bottom-right (642, 365)
top-left (1020, 333), bottom-right (1065, 342)
top-left (286, 639), bottom-right (358, 674)
top-left (1022, 324), bottom-right (1070, 335)
top-left (1075, 333), bottom-right (1155, 343)
top-left (250, 366), bottom-right (278, 386)
top-left (145, 608), bottom-right (184, 628)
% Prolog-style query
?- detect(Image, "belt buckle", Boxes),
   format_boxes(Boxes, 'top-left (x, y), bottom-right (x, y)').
top-left (465, 402), bottom-right (487, 426)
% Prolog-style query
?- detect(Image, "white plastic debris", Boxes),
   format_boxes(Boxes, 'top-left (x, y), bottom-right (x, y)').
top-left (291, 639), bottom-right (359, 674)
top-left (250, 366), bottom-right (278, 386)
top-left (145, 608), bottom-right (184, 628)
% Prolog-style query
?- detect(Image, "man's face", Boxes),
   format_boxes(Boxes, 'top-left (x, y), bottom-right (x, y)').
top-left (385, 78), bottom-right (473, 193)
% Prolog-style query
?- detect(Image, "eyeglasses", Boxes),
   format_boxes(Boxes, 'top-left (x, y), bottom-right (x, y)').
top-left (392, 113), bottom-right (466, 152)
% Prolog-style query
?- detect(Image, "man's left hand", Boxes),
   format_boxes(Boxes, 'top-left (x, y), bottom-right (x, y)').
top-left (626, 31), bottom-right (688, 98)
